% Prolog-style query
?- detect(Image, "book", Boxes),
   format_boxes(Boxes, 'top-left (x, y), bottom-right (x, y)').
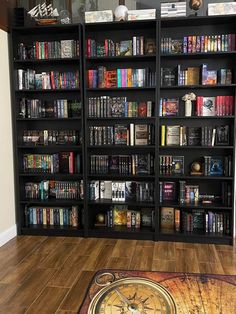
top-left (202, 97), bottom-right (216, 116)
top-left (162, 181), bottom-right (176, 201)
top-left (172, 156), bottom-right (184, 174)
top-left (145, 38), bottom-right (156, 55)
top-left (216, 125), bottom-right (229, 145)
top-left (162, 98), bottom-right (179, 116)
top-left (119, 40), bottom-right (132, 56)
top-left (134, 125), bottom-right (149, 145)
top-left (161, 207), bottom-right (174, 232)
top-left (113, 205), bottom-right (128, 226)
top-left (187, 127), bottom-right (201, 146)
top-left (114, 125), bottom-right (127, 145)
top-left (210, 157), bottom-right (223, 176)
top-left (166, 125), bottom-right (180, 146)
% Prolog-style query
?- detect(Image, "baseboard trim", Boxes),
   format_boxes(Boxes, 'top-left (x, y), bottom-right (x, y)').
top-left (0, 225), bottom-right (17, 247)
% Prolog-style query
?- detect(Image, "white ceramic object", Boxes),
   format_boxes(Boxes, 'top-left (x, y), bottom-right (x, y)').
top-left (114, 5), bottom-right (128, 21)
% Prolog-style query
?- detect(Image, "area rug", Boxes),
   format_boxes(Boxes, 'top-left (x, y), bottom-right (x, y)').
top-left (79, 269), bottom-right (236, 313)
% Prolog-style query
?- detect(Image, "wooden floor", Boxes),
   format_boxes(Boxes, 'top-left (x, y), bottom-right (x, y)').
top-left (0, 236), bottom-right (235, 313)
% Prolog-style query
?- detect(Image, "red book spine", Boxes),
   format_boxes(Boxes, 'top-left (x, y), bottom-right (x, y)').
top-left (225, 96), bottom-right (230, 116)
top-left (46, 208), bottom-right (50, 225)
top-left (196, 96), bottom-right (202, 116)
top-left (216, 96), bottom-right (219, 116)
top-left (36, 41), bottom-right (39, 59)
top-left (69, 152), bottom-right (74, 174)
top-left (87, 39), bottom-right (91, 58)
top-left (45, 42), bottom-right (48, 59)
top-left (50, 71), bottom-right (56, 90)
top-left (232, 34), bottom-right (236, 51)
top-left (219, 96), bottom-right (223, 116)
top-left (105, 39), bottom-right (109, 56)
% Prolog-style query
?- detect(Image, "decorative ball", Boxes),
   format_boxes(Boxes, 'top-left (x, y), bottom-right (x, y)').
top-left (114, 5), bottom-right (128, 21)
top-left (96, 214), bottom-right (105, 223)
top-left (174, 162), bottom-right (181, 170)
top-left (191, 162), bottom-right (201, 172)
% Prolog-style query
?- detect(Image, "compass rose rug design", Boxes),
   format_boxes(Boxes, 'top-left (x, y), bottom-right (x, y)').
top-left (79, 270), bottom-right (236, 314)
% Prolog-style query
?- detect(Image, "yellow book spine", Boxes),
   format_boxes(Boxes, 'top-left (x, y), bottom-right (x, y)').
top-left (161, 125), bottom-right (166, 146)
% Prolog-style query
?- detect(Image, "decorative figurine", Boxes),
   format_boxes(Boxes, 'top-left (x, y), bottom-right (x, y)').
top-left (182, 92), bottom-right (196, 116)
top-left (28, 2), bottom-right (59, 25)
top-left (114, 0), bottom-right (128, 21)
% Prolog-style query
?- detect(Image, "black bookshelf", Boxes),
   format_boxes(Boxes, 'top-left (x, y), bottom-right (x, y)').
top-left (83, 19), bottom-right (158, 240)
top-left (11, 24), bottom-right (85, 236)
top-left (158, 15), bottom-right (236, 245)
top-left (10, 16), bottom-right (235, 244)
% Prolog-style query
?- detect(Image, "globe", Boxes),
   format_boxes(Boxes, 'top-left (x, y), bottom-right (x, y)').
top-left (114, 5), bottom-right (128, 21)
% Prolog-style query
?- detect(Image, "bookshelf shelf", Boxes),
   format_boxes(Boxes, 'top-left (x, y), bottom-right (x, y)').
top-left (159, 175), bottom-right (233, 180)
top-left (20, 199), bottom-right (84, 205)
top-left (160, 84), bottom-right (236, 90)
top-left (161, 51), bottom-right (236, 59)
top-left (11, 17), bottom-right (235, 244)
top-left (159, 116), bottom-right (235, 120)
top-left (88, 200), bottom-right (155, 207)
top-left (86, 55), bottom-right (156, 62)
top-left (159, 146), bottom-right (234, 149)
top-left (14, 57), bottom-right (80, 64)
top-left (15, 88), bottom-right (81, 93)
top-left (87, 87), bottom-right (155, 91)
top-left (19, 173), bottom-right (83, 179)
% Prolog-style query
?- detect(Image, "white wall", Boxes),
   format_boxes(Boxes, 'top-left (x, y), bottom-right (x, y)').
top-left (0, 29), bottom-right (16, 246)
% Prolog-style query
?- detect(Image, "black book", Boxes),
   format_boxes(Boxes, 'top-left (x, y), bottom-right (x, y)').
top-left (187, 127), bottom-right (201, 146)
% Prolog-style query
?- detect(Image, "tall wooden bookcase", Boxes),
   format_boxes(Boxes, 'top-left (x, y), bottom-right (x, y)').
top-left (11, 24), bottom-right (85, 236)
top-left (10, 16), bottom-right (236, 244)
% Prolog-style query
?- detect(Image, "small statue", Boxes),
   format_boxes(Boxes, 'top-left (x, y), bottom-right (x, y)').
top-left (182, 92), bottom-right (196, 116)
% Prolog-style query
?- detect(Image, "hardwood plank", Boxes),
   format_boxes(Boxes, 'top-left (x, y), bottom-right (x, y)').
top-left (0, 304), bottom-right (26, 314)
top-left (4, 268), bottom-right (56, 308)
top-left (25, 287), bottom-right (68, 314)
top-left (175, 248), bottom-right (200, 273)
top-left (153, 241), bottom-right (176, 260)
top-left (198, 262), bottom-right (225, 274)
top-left (94, 245), bottom-right (115, 270)
top-left (136, 240), bottom-right (154, 247)
top-left (112, 240), bottom-right (137, 258)
top-left (62, 237), bottom-right (83, 244)
top-left (74, 238), bottom-right (105, 256)
top-left (39, 243), bottom-right (77, 269)
top-left (129, 245), bottom-right (154, 270)
top-left (152, 259), bottom-right (176, 272)
top-left (56, 310), bottom-right (77, 314)
top-left (195, 244), bottom-right (221, 263)
top-left (106, 257), bottom-right (131, 270)
top-left (0, 283), bottom-right (20, 305)
top-left (59, 271), bottom-right (94, 312)
top-left (48, 266), bottom-right (82, 288)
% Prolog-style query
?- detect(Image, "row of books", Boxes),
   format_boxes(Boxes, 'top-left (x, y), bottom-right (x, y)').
top-left (17, 40), bottom-right (80, 60)
top-left (88, 96), bottom-right (153, 118)
top-left (90, 154), bottom-right (154, 175)
top-left (22, 130), bottom-right (80, 146)
top-left (25, 205), bottom-right (80, 227)
top-left (161, 207), bottom-right (230, 235)
top-left (159, 96), bottom-right (235, 117)
top-left (19, 98), bottom-right (82, 119)
top-left (17, 69), bottom-right (80, 90)
top-left (161, 65), bottom-right (232, 87)
top-left (160, 181), bottom-right (232, 206)
top-left (89, 180), bottom-right (154, 202)
top-left (23, 152), bottom-right (81, 174)
top-left (203, 156), bottom-right (232, 177)
top-left (87, 67), bottom-right (156, 88)
top-left (86, 37), bottom-right (155, 57)
top-left (25, 180), bottom-right (84, 200)
top-left (159, 155), bottom-right (232, 177)
top-left (160, 125), bottom-right (229, 146)
top-left (98, 206), bottom-right (154, 229)
top-left (89, 124), bottom-right (154, 146)
top-left (161, 34), bottom-right (236, 54)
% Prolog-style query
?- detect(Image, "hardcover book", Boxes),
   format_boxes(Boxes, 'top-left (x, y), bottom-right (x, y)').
top-left (114, 125), bottom-right (127, 145)
top-left (134, 124), bottom-right (149, 145)
top-left (162, 98), bottom-right (179, 116)
top-left (202, 97), bottom-right (216, 116)
top-left (166, 125), bottom-right (180, 146)
top-left (162, 181), bottom-right (176, 201)
top-left (160, 207), bottom-right (174, 232)
top-left (119, 40), bottom-right (132, 56)
top-left (172, 156), bottom-right (184, 174)
top-left (210, 157), bottom-right (223, 176)
top-left (113, 205), bottom-right (128, 226)
top-left (187, 127), bottom-right (201, 146)
top-left (215, 125), bottom-right (229, 145)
